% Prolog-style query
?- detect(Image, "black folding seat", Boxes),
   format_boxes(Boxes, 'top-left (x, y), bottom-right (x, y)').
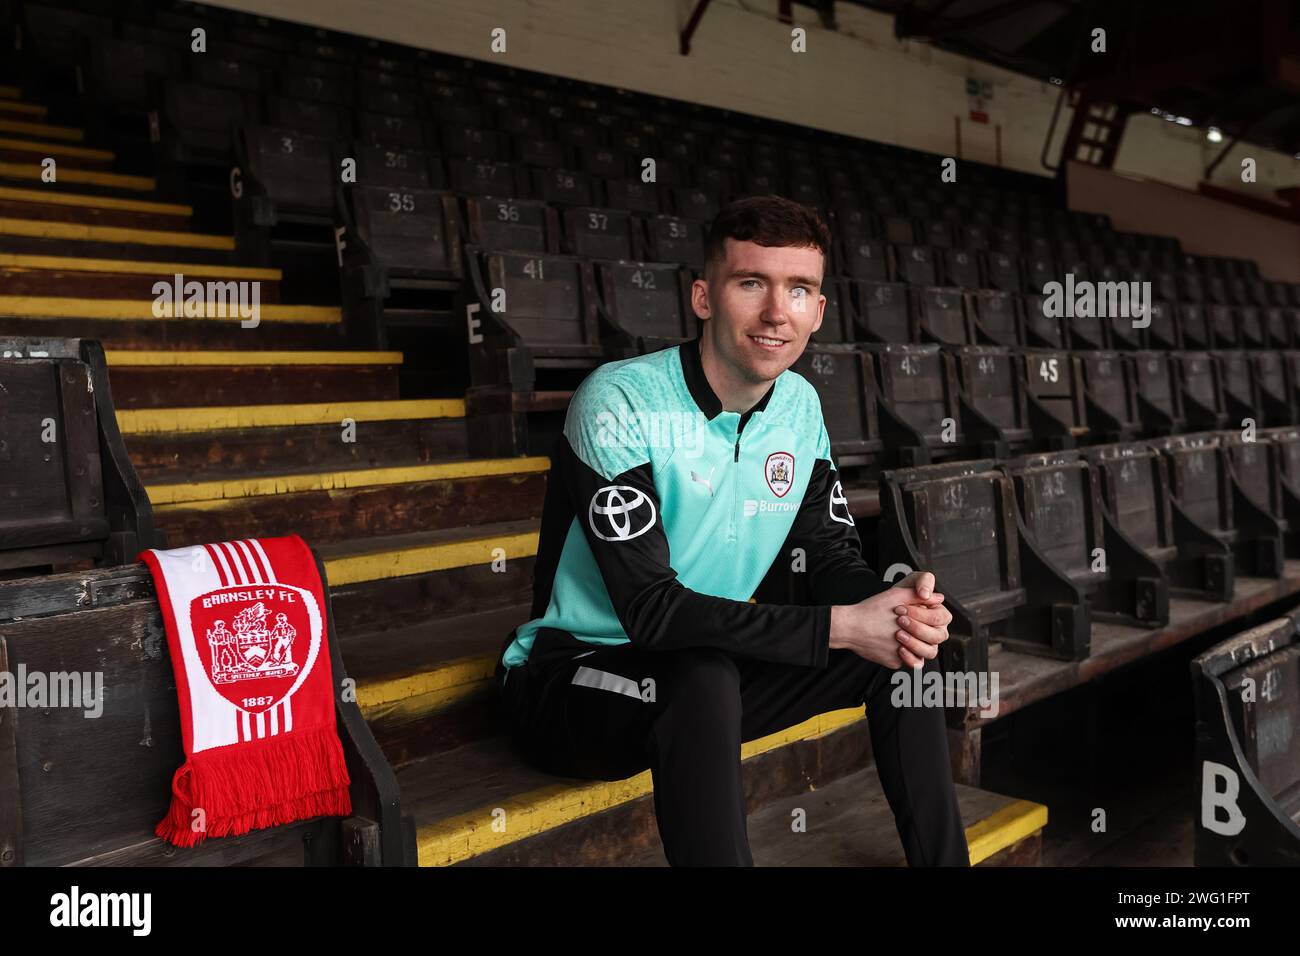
top-left (1237, 306), bottom-right (1267, 349)
top-left (266, 96), bottom-right (349, 139)
top-left (23, 3), bottom-right (110, 65)
top-left (1015, 348), bottom-right (1088, 448)
top-left (426, 86), bottom-right (485, 128)
top-left (670, 188), bottom-right (718, 222)
top-left (341, 185), bottom-right (462, 281)
top-left (1267, 280), bottom-right (1293, 308)
top-left (1020, 293), bottom-right (1064, 348)
top-left (882, 216), bottom-right (916, 245)
top-left (810, 278), bottom-right (851, 344)
top-left (195, 52), bottom-right (275, 91)
top-left (526, 167), bottom-right (590, 207)
top-left (912, 286), bottom-right (971, 345)
top-left (578, 146), bottom-right (628, 180)
top-left (1131, 350), bottom-right (1184, 434)
top-left (790, 346), bottom-right (881, 467)
top-left (968, 289), bottom-right (1021, 346)
top-left (1251, 351), bottom-right (1295, 426)
top-left (353, 144), bottom-right (437, 189)
top-left (1172, 352), bottom-right (1228, 430)
top-left (1205, 273), bottom-right (1231, 306)
top-left (556, 120), bottom-right (604, 151)
top-left (984, 250), bottom-right (1023, 293)
top-left (463, 196), bottom-right (554, 253)
top-left (462, 249), bottom-right (603, 390)
top-left (560, 207), bottom-right (633, 260)
top-left (162, 81), bottom-right (254, 162)
top-left (1264, 307), bottom-right (1295, 349)
top-left (1213, 348), bottom-right (1260, 428)
top-left (238, 126), bottom-right (339, 216)
top-left (296, 38), bottom-right (354, 64)
top-left (877, 458), bottom-right (1089, 673)
top-left (363, 87), bottom-right (421, 120)
top-left (228, 25), bottom-right (289, 53)
top-left (354, 111), bottom-right (424, 147)
top-left (1177, 302), bottom-right (1212, 349)
top-left (1000, 450), bottom-right (1168, 628)
top-left (1079, 351), bottom-right (1140, 441)
top-left (280, 65), bottom-right (351, 105)
top-left (1210, 304), bottom-right (1239, 348)
top-left (1081, 441), bottom-right (1230, 600)
top-left (1149, 433), bottom-right (1283, 579)
top-left (864, 343), bottom-right (963, 466)
top-left (1062, 294), bottom-right (1109, 351)
top-left (1024, 255), bottom-right (1056, 292)
top-left (439, 124), bottom-right (508, 161)
top-left (849, 280), bottom-right (911, 343)
top-left (788, 176), bottom-right (824, 207)
top-left (1145, 299), bottom-right (1181, 350)
top-left (593, 260), bottom-right (693, 355)
top-left (447, 159), bottom-right (528, 198)
top-left (939, 247), bottom-right (982, 289)
top-left (894, 244), bottom-right (937, 286)
top-left (603, 179), bottom-right (662, 215)
top-left (836, 237), bottom-right (888, 282)
top-left (1219, 431), bottom-right (1294, 555)
top-left (640, 215), bottom-right (704, 272)
top-left (87, 37), bottom-right (184, 112)
top-left (951, 345), bottom-right (1030, 453)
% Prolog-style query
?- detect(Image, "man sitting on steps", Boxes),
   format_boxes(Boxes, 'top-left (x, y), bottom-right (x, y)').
top-left (496, 194), bottom-right (969, 866)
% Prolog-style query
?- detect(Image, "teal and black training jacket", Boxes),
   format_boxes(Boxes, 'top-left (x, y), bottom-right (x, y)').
top-left (499, 336), bottom-right (886, 679)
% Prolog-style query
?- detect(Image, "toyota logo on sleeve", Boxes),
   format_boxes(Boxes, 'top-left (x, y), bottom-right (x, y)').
top-left (589, 485), bottom-right (658, 541)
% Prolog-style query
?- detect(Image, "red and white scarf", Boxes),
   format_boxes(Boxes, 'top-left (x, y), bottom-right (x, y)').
top-left (138, 534), bottom-right (351, 847)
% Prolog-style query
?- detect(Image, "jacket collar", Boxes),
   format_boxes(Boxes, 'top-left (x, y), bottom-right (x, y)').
top-left (681, 336), bottom-right (776, 421)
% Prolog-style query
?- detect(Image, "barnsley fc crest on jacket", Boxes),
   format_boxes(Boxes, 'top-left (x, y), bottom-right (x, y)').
top-left (765, 452), bottom-right (795, 498)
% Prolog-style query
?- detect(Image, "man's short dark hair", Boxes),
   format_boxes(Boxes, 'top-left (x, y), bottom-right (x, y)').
top-left (702, 195), bottom-right (833, 279)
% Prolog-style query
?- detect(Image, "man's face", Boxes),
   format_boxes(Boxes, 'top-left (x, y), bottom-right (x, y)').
top-left (691, 237), bottom-right (825, 385)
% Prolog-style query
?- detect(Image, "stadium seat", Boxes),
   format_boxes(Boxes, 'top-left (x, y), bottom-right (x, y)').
top-left (1079, 351), bottom-right (1140, 441)
top-left (1172, 352), bottom-right (1229, 430)
top-left (592, 259), bottom-right (693, 355)
top-left (912, 286), bottom-right (971, 345)
top-left (1131, 350), bottom-right (1185, 435)
top-left (0, 337), bottom-right (159, 575)
top-left (878, 458), bottom-right (1090, 673)
top-left (968, 289), bottom-right (1021, 346)
top-left (864, 343), bottom-right (964, 466)
top-left (1192, 618), bottom-right (1300, 865)
top-left (463, 196), bottom-right (555, 253)
top-left (849, 279), bottom-right (912, 343)
top-left (790, 345), bottom-right (881, 467)
top-left (1016, 347), bottom-right (1088, 448)
top-left (999, 450), bottom-right (1168, 627)
top-left (1149, 432), bottom-right (1283, 579)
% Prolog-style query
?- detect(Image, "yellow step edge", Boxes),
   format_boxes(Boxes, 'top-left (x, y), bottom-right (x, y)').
top-left (326, 530), bottom-right (538, 588)
top-left (0, 296), bottom-right (339, 324)
top-left (0, 253), bottom-right (278, 280)
top-left (0, 186), bottom-right (190, 216)
top-left (0, 101), bottom-right (47, 117)
top-left (0, 218), bottom-right (230, 249)
top-left (0, 136), bottom-right (113, 161)
top-left (963, 799), bottom-right (1049, 865)
top-left (0, 117), bottom-right (83, 141)
top-left (0, 162), bottom-right (153, 190)
top-left (148, 456), bottom-right (551, 506)
top-left (416, 707), bottom-right (866, 866)
top-left (106, 349), bottom-right (399, 367)
top-left (116, 398), bottom-right (466, 435)
top-left (0, 87), bottom-right (20, 99)
top-left (358, 655), bottom-right (499, 714)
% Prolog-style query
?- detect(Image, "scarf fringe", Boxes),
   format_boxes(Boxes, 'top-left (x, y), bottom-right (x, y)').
top-left (156, 724), bottom-right (352, 847)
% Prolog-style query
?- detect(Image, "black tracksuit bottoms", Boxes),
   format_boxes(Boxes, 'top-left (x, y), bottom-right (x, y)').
top-left (497, 630), bottom-right (971, 867)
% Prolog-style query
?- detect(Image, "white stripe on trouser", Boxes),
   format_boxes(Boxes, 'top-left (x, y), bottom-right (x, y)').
top-left (571, 665), bottom-right (643, 700)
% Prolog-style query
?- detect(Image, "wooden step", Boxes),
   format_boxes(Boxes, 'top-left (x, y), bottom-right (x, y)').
top-left (347, 603), bottom-right (530, 765)
top-left (117, 397), bottom-right (461, 435)
top-left (621, 769), bottom-right (1047, 866)
top-left (0, 86), bottom-right (20, 100)
top-left (107, 349), bottom-right (390, 366)
top-left (0, 254), bottom-right (280, 300)
top-left (0, 100), bottom-right (47, 118)
top-left (0, 161), bottom-right (153, 190)
top-left (0, 136), bottom-right (115, 168)
top-left (108, 356), bottom-right (403, 409)
top-left (399, 708), bottom-right (869, 866)
top-left (0, 296), bottom-right (338, 327)
top-left (0, 185), bottom-right (192, 229)
top-left (0, 219), bottom-right (227, 249)
top-left (148, 456), bottom-right (549, 545)
top-left (124, 411), bottom-right (469, 482)
top-left (0, 117), bottom-right (83, 142)
top-left (324, 520), bottom-right (537, 638)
